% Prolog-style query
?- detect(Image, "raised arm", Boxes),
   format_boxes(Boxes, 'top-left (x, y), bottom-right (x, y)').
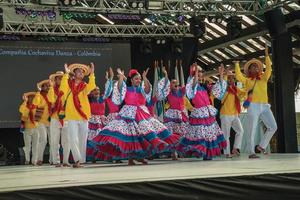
top-left (156, 66), bottom-right (170, 100)
top-left (84, 63), bottom-right (96, 95)
top-left (59, 63), bottom-right (70, 96)
top-left (234, 61), bottom-right (247, 85)
top-left (262, 45), bottom-right (272, 81)
top-left (142, 68), bottom-right (150, 94)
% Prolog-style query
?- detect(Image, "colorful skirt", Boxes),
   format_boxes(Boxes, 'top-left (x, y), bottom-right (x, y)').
top-left (91, 109), bottom-right (179, 161)
top-left (104, 112), bottom-right (118, 125)
top-left (86, 114), bottom-right (106, 162)
top-left (176, 105), bottom-right (226, 159)
top-left (164, 108), bottom-right (188, 137)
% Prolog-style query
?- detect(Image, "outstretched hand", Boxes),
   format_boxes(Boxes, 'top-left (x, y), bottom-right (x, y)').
top-left (90, 63), bottom-right (95, 74)
top-left (142, 68), bottom-right (149, 80)
top-left (109, 67), bottom-right (114, 79)
top-left (64, 63), bottom-right (70, 74)
top-left (162, 66), bottom-right (168, 78)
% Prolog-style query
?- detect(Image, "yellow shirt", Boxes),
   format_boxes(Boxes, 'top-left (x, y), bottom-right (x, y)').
top-left (47, 86), bottom-right (64, 120)
top-left (33, 92), bottom-right (51, 126)
top-left (19, 102), bottom-right (38, 129)
top-left (220, 87), bottom-right (246, 116)
top-left (235, 56), bottom-right (272, 104)
top-left (59, 73), bottom-right (96, 121)
top-left (164, 97), bottom-right (193, 112)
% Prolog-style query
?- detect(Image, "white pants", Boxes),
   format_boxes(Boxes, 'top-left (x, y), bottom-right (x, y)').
top-left (37, 124), bottom-right (49, 162)
top-left (220, 115), bottom-right (244, 155)
top-left (50, 118), bottom-right (70, 164)
top-left (247, 103), bottom-right (277, 154)
top-left (67, 120), bottom-right (88, 163)
top-left (23, 128), bottom-right (39, 164)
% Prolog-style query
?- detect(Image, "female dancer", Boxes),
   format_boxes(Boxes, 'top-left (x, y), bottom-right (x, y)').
top-left (92, 68), bottom-right (178, 165)
top-left (176, 63), bottom-right (227, 160)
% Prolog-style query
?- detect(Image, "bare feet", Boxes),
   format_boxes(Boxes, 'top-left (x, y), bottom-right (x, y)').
top-left (232, 148), bottom-right (240, 156)
top-left (256, 146), bottom-right (268, 155)
top-left (55, 163), bottom-right (62, 167)
top-left (171, 152), bottom-right (178, 160)
top-left (63, 163), bottom-right (71, 167)
top-left (37, 160), bottom-right (43, 166)
top-left (128, 159), bottom-right (136, 166)
top-left (225, 154), bottom-right (233, 158)
top-left (136, 159), bottom-right (148, 165)
top-left (72, 161), bottom-right (84, 168)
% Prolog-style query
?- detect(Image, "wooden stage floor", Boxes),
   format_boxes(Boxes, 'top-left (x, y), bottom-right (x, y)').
top-left (0, 153), bottom-right (300, 193)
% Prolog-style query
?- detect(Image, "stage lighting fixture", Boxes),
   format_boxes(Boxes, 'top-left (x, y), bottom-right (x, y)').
top-left (156, 39), bottom-right (161, 44)
top-left (226, 16), bottom-right (242, 38)
top-left (129, 1), bottom-right (147, 9)
top-left (161, 39), bottom-right (166, 44)
top-left (60, 0), bottom-right (79, 6)
top-left (208, 15), bottom-right (223, 24)
top-left (189, 16), bottom-right (206, 38)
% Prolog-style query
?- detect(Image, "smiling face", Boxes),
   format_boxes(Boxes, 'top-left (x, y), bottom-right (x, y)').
top-left (248, 63), bottom-right (260, 76)
top-left (41, 82), bottom-right (50, 92)
top-left (197, 70), bottom-right (204, 81)
top-left (90, 87), bottom-right (100, 98)
top-left (54, 76), bottom-right (62, 86)
top-left (74, 68), bottom-right (85, 80)
top-left (228, 74), bottom-right (235, 85)
top-left (27, 95), bottom-right (34, 104)
top-left (171, 79), bottom-right (179, 90)
top-left (131, 74), bottom-right (142, 87)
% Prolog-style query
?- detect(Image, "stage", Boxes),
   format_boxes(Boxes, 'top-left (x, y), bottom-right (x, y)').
top-left (1, 154), bottom-right (300, 200)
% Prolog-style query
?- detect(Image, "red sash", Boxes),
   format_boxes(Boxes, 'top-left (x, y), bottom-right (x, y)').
top-left (227, 84), bottom-right (241, 114)
top-left (68, 80), bottom-right (88, 120)
top-left (53, 86), bottom-right (64, 114)
top-left (248, 72), bottom-right (262, 80)
top-left (41, 92), bottom-right (52, 116)
top-left (26, 103), bottom-right (37, 124)
top-left (53, 86), bottom-right (65, 126)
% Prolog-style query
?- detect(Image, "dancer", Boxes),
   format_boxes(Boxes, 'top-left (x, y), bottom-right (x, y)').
top-left (48, 71), bottom-right (70, 167)
top-left (176, 63), bottom-right (227, 160)
top-left (33, 79), bottom-right (52, 165)
top-left (19, 92), bottom-right (39, 165)
top-left (59, 63), bottom-right (96, 167)
top-left (234, 45), bottom-right (277, 158)
top-left (86, 68), bottom-right (114, 162)
top-left (156, 67), bottom-right (188, 137)
top-left (92, 68), bottom-right (179, 165)
top-left (220, 70), bottom-right (246, 158)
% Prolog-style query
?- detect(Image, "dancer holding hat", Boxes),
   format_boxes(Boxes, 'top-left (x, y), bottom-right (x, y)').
top-left (48, 71), bottom-right (70, 167)
top-left (19, 92), bottom-right (39, 165)
top-left (234, 45), bottom-right (277, 159)
top-left (60, 63), bottom-right (96, 167)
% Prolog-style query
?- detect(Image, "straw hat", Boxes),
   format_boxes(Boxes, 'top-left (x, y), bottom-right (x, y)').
top-left (243, 59), bottom-right (263, 76)
top-left (49, 71), bottom-right (64, 81)
top-left (23, 92), bottom-right (36, 100)
top-left (68, 63), bottom-right (90, 76)
top-left (37, 79), bottom-right (50, 90)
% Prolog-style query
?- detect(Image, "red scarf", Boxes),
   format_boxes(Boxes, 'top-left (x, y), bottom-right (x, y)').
top-left (53, 85), bottom-right (64, 126)
top-left (248, 72), bottom-right (262, 80)
top-left (68, 80), bottom-right (88, 120)
top-left (53, 86), bottom-right (64, 114)
top-left (26, 103), bottom-right (36, 124)
top-left (227, 84), bottom-right (241, 114)
top-left (41, 92), bottom-right (52, 116)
